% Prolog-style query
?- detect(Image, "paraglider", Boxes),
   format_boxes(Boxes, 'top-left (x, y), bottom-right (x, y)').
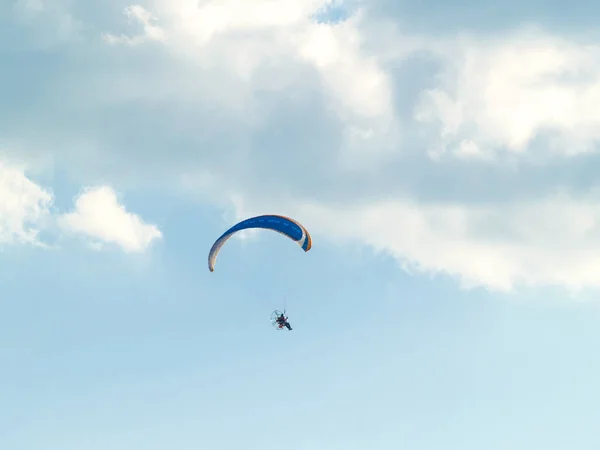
top-left (209, 214), bottom-right (311, 331)
top-left (270, 310), bottom-right (292, 331)
top-left (207, 214), bottom-right (312, 272)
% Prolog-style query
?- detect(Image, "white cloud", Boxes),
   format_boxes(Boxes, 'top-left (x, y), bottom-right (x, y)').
top-left (91, 6), bottom-right (600, 290)
top-left (0, 160), bottom-right (53, 246)
top-left (294, 15), bottom-right (392, 119)
top-left (102, 5), bottom-right (166, 45)
top-left (158, 0), bottom-right (327, 43)
top-left (0, 159), bottom-right (161, 253)
top-left (13, 0), bottom-right (600, 291)
top-left (58, 186), bottom-right (162, 252)
top-left (415, 28), bottom-right (600, 158)
top-left (100, 0), bottom-right (398, 160)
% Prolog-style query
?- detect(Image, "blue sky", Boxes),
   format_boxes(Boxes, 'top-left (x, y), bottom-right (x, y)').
top-left (2, 0), bottom-right (600, 449)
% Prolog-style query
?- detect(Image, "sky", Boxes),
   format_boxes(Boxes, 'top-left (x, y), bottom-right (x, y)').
top-left (1, 0), bottom-right (600, 449)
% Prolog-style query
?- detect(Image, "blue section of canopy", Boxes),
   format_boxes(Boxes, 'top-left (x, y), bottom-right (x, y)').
top-left (208, 214), bottom-right (312, 272)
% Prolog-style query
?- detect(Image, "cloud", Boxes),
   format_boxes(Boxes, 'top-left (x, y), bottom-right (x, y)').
top-left (57, 186), bottom-right (162, 252)
top-left (415, 28), bottom-right (600, 159)
top-left (0, 159), bottom-right (53, 246)
top-left (291, 194), bottom-right (600, 291)
top-left (98, 0), bottom-right (397, 159)
top-left (102, 4), bottom-right (166, 45)
top-left (7, 0), bottom-right (600, 290)
top-left (207, 181), bottom-right (600, 291)
top-left (0, 158), bottom-right (161, 253)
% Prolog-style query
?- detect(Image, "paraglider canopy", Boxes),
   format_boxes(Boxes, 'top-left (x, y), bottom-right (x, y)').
top-left (208, 214), bottom-right (312, 272)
